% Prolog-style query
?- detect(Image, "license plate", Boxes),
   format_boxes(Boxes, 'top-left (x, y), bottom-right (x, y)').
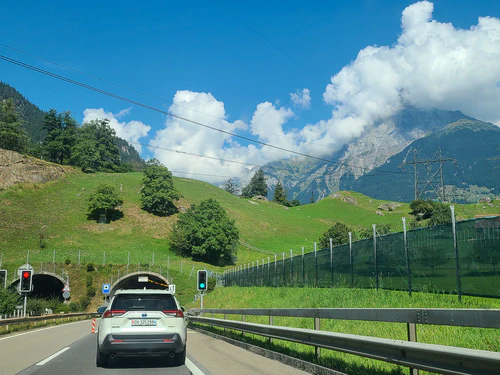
top-left (131, 319), bottom-right (157, 326)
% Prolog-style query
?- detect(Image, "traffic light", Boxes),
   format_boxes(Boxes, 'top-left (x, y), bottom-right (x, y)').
top-left (0, 270), bottom-right (6, 289)
top-left (197, 270), bottom-right (207, 291)
top-left (20, 270), bottom-right (33, 292)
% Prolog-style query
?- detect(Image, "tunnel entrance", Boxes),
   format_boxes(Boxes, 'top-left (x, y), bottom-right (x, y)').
top-left (10, 272), bottom-right (65, 300)
top-left (108, 272), bottom-right (170, 300)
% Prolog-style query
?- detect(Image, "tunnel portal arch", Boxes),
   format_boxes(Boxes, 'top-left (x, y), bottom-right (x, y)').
top-left (9, 272), bottom-right (66, 300)
top-left (107, 271), bottom-right (170, 301)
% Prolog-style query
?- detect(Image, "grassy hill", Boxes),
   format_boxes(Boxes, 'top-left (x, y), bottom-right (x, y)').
top-left (0, 170), bottom-right (493, 269)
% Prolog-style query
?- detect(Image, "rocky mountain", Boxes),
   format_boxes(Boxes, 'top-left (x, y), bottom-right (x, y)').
top-left (343, 119), bottom-right (500, 203)
top-left (263, 106), bottom-right (471, 203)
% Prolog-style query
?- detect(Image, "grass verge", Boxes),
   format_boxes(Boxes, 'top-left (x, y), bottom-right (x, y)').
top-left (188, 286), bottom-right (500, 375)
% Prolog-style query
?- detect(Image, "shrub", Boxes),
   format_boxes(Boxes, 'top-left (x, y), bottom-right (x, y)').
top-left (86, 286), bottom-right (96, 298)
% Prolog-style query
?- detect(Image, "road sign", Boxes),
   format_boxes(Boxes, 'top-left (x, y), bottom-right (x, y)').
top-left (102, 284), bottom-right (110, 294)
top-left (62, 291), bottom-right (70, 299)
top-left (138, 276), bottom-right (148, 282)
top-left (62, 284), bottom-right (70, 292)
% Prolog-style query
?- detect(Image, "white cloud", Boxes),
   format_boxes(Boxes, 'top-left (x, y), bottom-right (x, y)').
top-left (290, 88), bottom-right (311, 109)
top-left (317, 0), bottom-right (500, 148)
top-left (83, 108), bottom-right (151, 152)
top-left (142, 1), bottom-right (500, 183)
top-left (149, 91), bottom-right (297, 183)
top-left (115, 107), bottom-right (132, 118)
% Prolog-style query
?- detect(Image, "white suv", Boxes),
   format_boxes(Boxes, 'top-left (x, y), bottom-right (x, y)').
top-left (96, 288), bottom-right (187, 367)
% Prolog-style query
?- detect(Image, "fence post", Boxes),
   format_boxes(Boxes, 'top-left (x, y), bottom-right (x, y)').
top-left (268, 257), bottom-right (270, 286)
top-left (302, 247), bottom-right (305, 286)
top-left (349, 232), bottom-right (353, 287)
top-left (261, 259), bottom-right (264, 286)
top-left (314, 242), bottom-right (318, 287)
top-left (403, 217), bottom-right (412, 297)
top-left (282, 253), bottom-right (285, 286)
top-left (451, 205), bottom-right (462, 301)
top-left (373, 224), bottom-right (379, 290)
top-left (274, 255), bottom-right (277, 287)
top-left (268, 315), bottom-right (273, 344)
top-left (290, 250), bottom-right (293, 286)
top-left (407, 323), bottom-right (419, 375)
top-left (27, 250), bottom-right (30, 264)
top-left (314, 315), bottom-right (321, 359)
top-left (330, 238), bottom-right (333, 286)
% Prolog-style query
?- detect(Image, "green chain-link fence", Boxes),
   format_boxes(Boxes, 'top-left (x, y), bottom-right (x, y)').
top-left (225, 215), bottom-right (500, 299)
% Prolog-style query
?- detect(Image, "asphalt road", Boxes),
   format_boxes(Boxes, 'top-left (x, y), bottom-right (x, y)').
top-left (1, 320), bottom-right (310, 375)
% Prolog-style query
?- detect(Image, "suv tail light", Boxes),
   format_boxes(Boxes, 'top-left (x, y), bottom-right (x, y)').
top-left (102, 310), bottom-right (126, 318)
top-left (162, 309), bottom-right (184, 318)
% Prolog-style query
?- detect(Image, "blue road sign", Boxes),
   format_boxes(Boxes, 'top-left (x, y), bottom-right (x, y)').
top-left (102, 283), bottom-right (110, 294)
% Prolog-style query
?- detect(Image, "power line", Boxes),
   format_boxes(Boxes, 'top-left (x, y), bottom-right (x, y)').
top-left (0, 53), bottom-right (410, 176)
top-left (211, 0), bottom-right (322, 81)
top-left (0, 42), bottom-right (331, 149)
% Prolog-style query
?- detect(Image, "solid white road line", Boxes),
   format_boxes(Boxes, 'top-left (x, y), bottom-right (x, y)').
top-left (0, 320), bottom-right (90, 341)
top-left (185, 358), bottom-right (206, 375)
top-left (36, 347), bottom-right (71, 366)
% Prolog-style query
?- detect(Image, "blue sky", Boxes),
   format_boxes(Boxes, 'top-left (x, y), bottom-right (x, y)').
top-left (1, 1), bottom-right (500, 181)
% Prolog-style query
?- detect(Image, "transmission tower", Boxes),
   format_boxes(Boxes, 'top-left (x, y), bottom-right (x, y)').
top-left (400, 147), bottom-right (457, 202)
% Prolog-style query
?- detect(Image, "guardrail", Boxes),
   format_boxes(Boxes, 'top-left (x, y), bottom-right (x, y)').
top-left (0, 312), bottom-right (99, 330)
top-left (188, 308), bottom-right (500, 375)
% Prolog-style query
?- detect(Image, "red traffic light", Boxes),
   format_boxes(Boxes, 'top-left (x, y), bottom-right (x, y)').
top-left (23, 271), bottom-right (30, 279)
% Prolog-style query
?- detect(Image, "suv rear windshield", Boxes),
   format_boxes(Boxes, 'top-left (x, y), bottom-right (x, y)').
top-left (112, 294), bottom-right (177, 311)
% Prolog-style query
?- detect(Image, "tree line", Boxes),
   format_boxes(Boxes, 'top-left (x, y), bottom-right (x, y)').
top-left (0, 99), bottom-right (134, 172)
top-left (225, 168), bottom-right (301, 206)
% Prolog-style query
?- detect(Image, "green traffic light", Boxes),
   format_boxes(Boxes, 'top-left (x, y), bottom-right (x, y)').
top-left (200, 283), bottom-right (205, 288)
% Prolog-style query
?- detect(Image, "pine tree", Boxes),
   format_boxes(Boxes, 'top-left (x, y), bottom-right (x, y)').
top-left (0, 98), bottom-right (29, 153)
top-left (310, 190), bottom-right (315, 204)
top-left (273, 181), bottom-right (287, 205)
top-left (224, 178), bottom-right (239, 195)
top-left (241, 169), bottom-right (268, 198)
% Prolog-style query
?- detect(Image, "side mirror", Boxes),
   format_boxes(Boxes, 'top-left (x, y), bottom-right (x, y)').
top-left (180, 306), bottom-right (185, 312)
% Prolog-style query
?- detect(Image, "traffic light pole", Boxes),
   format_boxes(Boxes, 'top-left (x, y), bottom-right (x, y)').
top-left (200, 291), bottom-right (204, 310)
top-left (23, 294), bottom-right (27, 318)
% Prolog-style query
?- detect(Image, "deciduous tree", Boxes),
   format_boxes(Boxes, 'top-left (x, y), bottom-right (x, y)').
top-left (169, 198), bottom-right (239, 265)
top-left (140, 159), bottom-right (181, 216)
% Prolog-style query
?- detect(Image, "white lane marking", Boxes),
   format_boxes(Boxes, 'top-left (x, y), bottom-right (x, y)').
top-left (0, 320), bottom-right (90, 341)
top-left (185, 358), bottom-right (206, 375)
top-left (36, 347), bottom-right (71, 366)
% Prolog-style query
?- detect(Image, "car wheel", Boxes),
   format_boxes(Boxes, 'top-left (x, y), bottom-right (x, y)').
top-left (96, 346), bottom-right (109, 367)
top-left (173, 345), bottom-right (186, 366)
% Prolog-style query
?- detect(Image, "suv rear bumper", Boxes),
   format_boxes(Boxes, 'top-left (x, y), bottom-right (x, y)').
top-left (98, 333), bottom-right (185, 355)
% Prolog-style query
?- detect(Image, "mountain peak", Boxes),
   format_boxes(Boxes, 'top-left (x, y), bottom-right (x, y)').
top-left (438, 119), bottom-right (499, 135)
